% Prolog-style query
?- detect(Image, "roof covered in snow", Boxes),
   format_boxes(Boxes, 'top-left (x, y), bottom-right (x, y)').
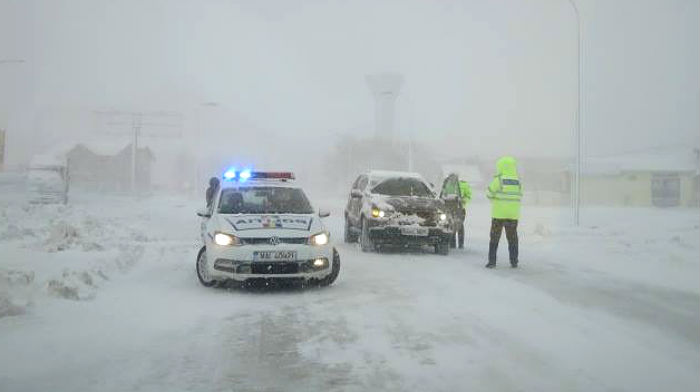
top-left (368, 170), bottom-right (425, 180)
top-left (29, 154), bottom-right (66, 168)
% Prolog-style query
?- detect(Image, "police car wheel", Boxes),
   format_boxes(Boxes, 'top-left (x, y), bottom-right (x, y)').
top-left (360, 218), bottom-right (374, 252)
top-left (319, 248), bottom-right (341, 287)
top-left (196, 247), bottom-right (217, 287)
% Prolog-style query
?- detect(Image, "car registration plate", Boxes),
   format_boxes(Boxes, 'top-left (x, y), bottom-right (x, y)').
top-left (401, 227), bottom-right (429, 236)
top-left (253, 250), bottom-right (297, 262)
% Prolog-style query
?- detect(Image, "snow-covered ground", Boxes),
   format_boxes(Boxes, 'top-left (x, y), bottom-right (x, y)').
top-left (0, 190), bottom-right (698, 391)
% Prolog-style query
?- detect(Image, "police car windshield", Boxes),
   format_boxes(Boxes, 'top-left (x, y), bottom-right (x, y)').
top-left (218, 187), bottom-right (314, 214)
top-left (371, 178), bottom-right (434, 197)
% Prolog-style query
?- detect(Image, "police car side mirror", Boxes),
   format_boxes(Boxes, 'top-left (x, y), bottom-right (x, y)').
top-left (196, 208), bottom-right (211, 218)
top-left (318, 209), bottom-right (331, 218)
top-left (350, 189), bottom-right (362, 198)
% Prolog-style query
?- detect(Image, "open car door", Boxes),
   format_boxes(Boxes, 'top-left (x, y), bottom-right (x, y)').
top-left (439, 173), bottom-right (466, 248)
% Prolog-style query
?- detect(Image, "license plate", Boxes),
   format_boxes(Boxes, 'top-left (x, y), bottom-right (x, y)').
top-left (253, 250), bottom-right (297, 261)
top-left (401, 227), bottom-right (429, 236)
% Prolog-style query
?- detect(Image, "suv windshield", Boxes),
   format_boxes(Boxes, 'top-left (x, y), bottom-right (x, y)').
top-left (218, 187), bottom-right (313, 214)
top-left (371, 178), bottom-right (434, 197)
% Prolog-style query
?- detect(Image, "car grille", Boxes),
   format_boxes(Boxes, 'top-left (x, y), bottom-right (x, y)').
top-left (416, 211), bottom-right (436, 226)
top-left (250, 262), bottom-right (299, 274)
top-left (240, 237), bottom-right (308, 245)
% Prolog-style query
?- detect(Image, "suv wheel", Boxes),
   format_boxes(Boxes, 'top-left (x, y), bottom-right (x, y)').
top-left (360, 217), bottom-right (374, 253)
top-left (344, 217), bottom-right (358, 243)
top-left (435, 242), bottom-right (449, 256)
top-left (196, 247), bottom-right (217, 287)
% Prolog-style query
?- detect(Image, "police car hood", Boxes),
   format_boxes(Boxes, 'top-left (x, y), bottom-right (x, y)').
top-left (216, 214), bottom-right (321, 237)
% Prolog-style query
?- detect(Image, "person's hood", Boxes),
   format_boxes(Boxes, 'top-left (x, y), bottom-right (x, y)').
top-left (496, 156), bottom-right (518, 177)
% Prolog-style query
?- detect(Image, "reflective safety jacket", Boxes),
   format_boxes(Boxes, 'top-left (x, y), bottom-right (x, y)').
top-left (486, 156), bottom-right (523, 219)
top-left (458, 180), bottom-right (472, 208)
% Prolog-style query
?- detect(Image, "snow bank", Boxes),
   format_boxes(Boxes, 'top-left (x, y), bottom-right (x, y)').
top-left (0, 201), bottom-right (151, 317)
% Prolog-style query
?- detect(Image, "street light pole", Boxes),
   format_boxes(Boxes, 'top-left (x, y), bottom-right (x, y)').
top-left (567, 0), bottom-right (582, 226)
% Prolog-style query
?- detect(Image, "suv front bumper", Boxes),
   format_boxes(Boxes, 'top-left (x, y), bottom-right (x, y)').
top-left (369, 226), bottom-right (451, 247)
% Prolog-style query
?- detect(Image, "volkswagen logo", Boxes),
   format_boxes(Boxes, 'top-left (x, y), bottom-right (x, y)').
top-left (269, 236), bottom-right (280, 246)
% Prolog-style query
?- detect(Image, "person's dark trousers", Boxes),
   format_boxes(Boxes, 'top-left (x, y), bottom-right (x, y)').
top-left (487, 218), bottom-right (519, 267)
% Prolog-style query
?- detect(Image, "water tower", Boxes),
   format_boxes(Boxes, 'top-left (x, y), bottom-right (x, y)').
top-left (366, 73), bottom-right (404, 144)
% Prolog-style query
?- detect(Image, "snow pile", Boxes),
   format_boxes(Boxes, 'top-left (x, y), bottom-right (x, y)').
top-left (0, 201), bottom-right (151, 316)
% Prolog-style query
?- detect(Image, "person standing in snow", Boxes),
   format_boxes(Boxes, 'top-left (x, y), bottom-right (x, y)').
top-left (486, 156), bottom-right (523, 268)
top-left (205, 177), bottom-right (220, 208)
top-left (456, 179), bottom-right (471, 248)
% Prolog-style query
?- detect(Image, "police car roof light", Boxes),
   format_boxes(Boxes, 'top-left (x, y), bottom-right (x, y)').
top-left (239, 170), bottom-right (252, 181)
top-left (250, 172), bottom-right (295, 180)
top-left (223, 169), bottom-right (237, 180)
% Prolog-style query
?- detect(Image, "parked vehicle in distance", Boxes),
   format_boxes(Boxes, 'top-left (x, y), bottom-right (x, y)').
top-left (344, 170), bottom-right (452, 255)
top-left (27, 155), bottom-right (69, 204)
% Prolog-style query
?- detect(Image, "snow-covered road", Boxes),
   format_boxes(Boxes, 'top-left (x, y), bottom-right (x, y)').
top-left (1, 194), bottom-right (698, 391)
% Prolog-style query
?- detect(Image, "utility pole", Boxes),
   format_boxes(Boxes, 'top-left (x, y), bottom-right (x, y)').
top-left (93, 110), bottom-right (182, 195)
top-left (566, 0), bottom-right (583, 226)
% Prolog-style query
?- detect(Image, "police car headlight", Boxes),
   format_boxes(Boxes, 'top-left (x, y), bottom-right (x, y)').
top-left (439, 213), bottom-right (448, 222)
top-left (308, 232), bottom-right (329, 246)
top-left (214, 232), bottom-right (240, 246)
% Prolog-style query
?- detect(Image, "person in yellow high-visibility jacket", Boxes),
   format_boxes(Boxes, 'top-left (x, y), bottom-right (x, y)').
top-left (486, 156), bottom-right (522, 268)
top-left (456, 180), bottom-right (471, 248)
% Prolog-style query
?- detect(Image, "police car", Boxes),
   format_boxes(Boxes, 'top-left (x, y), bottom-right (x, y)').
top-left (196, 169), bottom-right (340, 287)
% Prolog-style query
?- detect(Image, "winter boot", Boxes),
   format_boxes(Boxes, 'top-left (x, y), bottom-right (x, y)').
top-left (487, 242), bottom-right (498, 268)
top-left (508, 244), bottom-right (518, 268)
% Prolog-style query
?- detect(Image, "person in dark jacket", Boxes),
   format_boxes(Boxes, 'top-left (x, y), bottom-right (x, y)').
top-left (205, 177), bottom-right (220, 208)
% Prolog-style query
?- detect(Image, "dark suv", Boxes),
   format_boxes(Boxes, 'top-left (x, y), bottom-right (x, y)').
top-left (344, 171), bottom-right (452, 255)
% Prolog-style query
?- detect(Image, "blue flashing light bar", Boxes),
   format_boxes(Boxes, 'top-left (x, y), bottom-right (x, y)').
top-left (239, 169), bottom-right (252, 181)
top-left (223, 169), bottom-right (237, 180)
top-left (222, 168), bottom-right (295, 181)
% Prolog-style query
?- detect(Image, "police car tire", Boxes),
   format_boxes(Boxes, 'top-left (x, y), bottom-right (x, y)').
top-left (360, 218), bottom-right (374, 252)
top-left (196, 247), bottom-right (217, 287)
top-left (436, 242), bottom-right (449, 256)
top-left (319, 248), bottom-right (341, 287)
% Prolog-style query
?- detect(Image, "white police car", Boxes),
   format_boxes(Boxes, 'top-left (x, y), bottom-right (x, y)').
top-left (196, 170), bottom-right (340, 287)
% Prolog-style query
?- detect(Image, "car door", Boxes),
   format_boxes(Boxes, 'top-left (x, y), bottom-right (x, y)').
top-left (347, 175), bottom-right (367, 227)
top-left (439, 174), bottom-right (464, 231)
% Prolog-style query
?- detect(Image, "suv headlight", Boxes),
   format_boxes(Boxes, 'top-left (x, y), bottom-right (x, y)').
top-left (439, 212), bottom-right (448, 222)
top-left (214, 232), bottom-right (241, 246)
top-left (371, 208), bottom-right (385, 218)
top-left (308, 232), bottom-right (330, 246)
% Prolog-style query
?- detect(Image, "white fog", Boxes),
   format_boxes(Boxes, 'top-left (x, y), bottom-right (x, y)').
top-left (1, 1), bottom-right (699, 391)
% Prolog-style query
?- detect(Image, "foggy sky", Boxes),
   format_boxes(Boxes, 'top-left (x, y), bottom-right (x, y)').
top-left (1, 0), bottom-right (698, 166)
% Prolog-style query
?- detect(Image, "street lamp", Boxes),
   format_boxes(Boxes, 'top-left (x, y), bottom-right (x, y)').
top-left (566, 0), bottom-right (582, 226)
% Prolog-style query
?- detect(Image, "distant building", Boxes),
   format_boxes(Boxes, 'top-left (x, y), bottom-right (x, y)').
top-left (581, 149), bottom-right (700, 207)
top-left (66, 142), bottom-right (154, 192)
